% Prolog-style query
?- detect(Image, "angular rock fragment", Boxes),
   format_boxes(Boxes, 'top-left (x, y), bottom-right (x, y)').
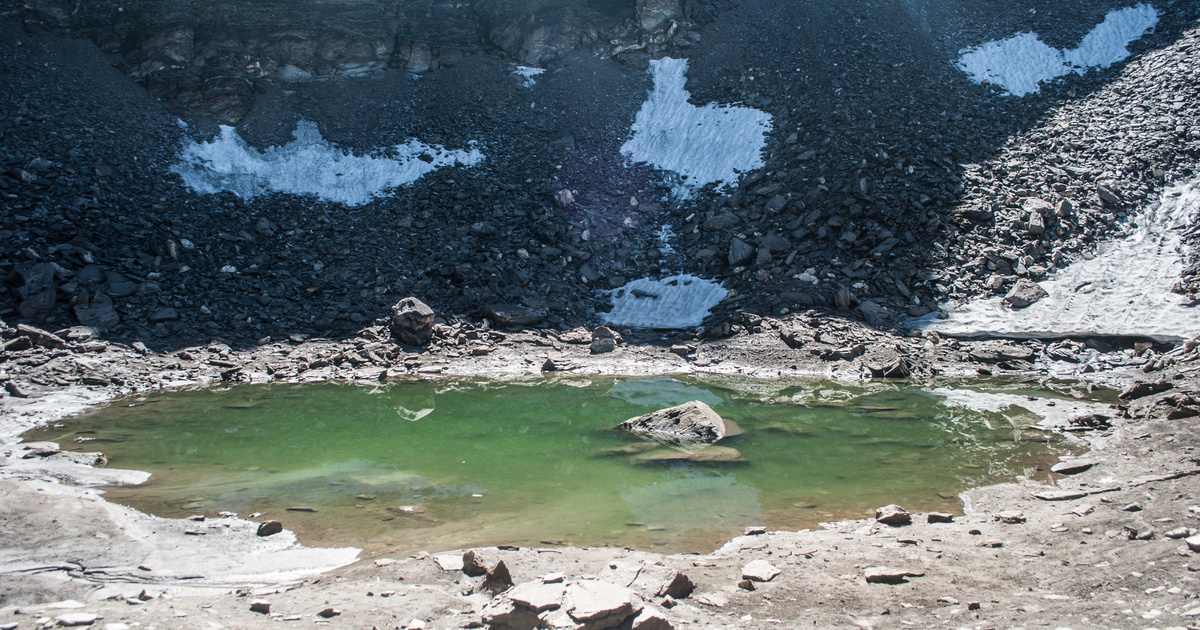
top-left (390, 297), bottom-right (436, 346)
top-left (864, 567), bottom-right (924, 584)
top-left (1050, 460), bottom-right (1094, 475)
top-left (566, 580), bottom-right (642, 629)
top-left (1004, 278), bottom-right (1048, 309)
top-left (741, 559), bottom-right (780, 582)
top-left (481, 303), bottom-right (547, 328)
top-left (875, 504), bottom-right (911, 526)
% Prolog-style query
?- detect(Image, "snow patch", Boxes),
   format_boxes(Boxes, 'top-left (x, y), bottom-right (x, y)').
top-left (173, 121), bottom-right (484, 207)
top-left (916, 176), bottom-right (1200, 342)
top-left (957, 4), bottom-right (1158, 96)
top-left (513, 65), bottom-right (545, 87)
top-left (602, 274), bottom-right (728, 329)
top-left (621, 58), bottom-right (772, 198)
top-left (934, 388), bottom-right (1114, 429)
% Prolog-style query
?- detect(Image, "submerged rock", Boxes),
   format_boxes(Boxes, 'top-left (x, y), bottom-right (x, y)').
top-left (618, 401), bottom-right (739, 444)
top-left (630, 446), bottom-right (744, 465)
top-left (594, 442), bottom-right (661, 457)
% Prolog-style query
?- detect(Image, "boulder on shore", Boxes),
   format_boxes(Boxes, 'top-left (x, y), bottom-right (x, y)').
top-left (617, 401), bottom-right (739, 445)
top-left (1004, 278), bottom-right (1048, 309)
top-left (390, 297), bottom-right (435, 346)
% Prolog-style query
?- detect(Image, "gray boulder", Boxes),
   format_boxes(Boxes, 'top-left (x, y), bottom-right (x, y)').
top-left (390, 297), bottom-right (435, 346)
top-left (618, 401), bottom-right (739, 445)
top-left (1004, 278), bottom-right (1048, 309)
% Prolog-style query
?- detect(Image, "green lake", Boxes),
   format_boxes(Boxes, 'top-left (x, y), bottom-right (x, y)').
top-left (27, 375), bottom-right (1103, 554)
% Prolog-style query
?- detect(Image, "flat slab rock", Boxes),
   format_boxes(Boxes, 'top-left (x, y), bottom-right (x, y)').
top-left (567, 580), bottom-right (642, 624)
top-left (618, 400), bottom-right (739, 444)
top-left (864, 567), bottom-right (925, 584)
top-left (741, 559), bottom-right (780, 582)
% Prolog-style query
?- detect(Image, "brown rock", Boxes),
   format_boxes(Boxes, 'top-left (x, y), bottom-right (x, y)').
top-left (256, 521), bottom-right (283, 537)
top-left (875, 504), bottom-right (911, 526)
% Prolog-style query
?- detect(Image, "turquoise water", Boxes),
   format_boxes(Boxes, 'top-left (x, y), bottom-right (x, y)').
top-left (29, 375), bottom-right (1093, 554)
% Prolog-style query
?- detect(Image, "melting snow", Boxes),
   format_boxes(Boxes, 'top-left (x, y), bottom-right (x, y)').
top-left (916, 176), bottom-right (1200, 342)
top-left (934, 388), bottom-right (1114, 429)
top-left (172, 121), bottom-right (484, 206)
top-left (958, 4), bottom-right (1158, 96)
top-left (602, 274), bottom-right (728, 329)
top-left (620, 57), bottom-right (772, 198)
top-left (513, 65), bottom-right (545, 87)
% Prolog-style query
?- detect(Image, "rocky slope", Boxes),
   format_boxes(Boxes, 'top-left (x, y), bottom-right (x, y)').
top-left (0, 0), bottom-right (1197, 352)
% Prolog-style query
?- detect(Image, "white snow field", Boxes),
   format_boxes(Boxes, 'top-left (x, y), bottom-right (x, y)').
top-left (602, 274), bottom-right (729, 329)
top-left (958, 4), bottom-right (1159, 96)
top-left (173, 121), bottom-right (484, 206)
top-left (916, 176), bottom-right (1200, 342)
top-left (620, 57), bottom-right (772, 198)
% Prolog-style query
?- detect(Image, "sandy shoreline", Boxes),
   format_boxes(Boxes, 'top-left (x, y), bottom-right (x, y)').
top-left (3, 324), bottom-right (1199, 629)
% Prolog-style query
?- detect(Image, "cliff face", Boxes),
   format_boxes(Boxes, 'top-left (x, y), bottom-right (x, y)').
top-left (12, 0), bottom-right (718, 123)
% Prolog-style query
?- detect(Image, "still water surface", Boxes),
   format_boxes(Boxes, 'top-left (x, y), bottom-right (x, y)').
top-left (28, 375), bottom-right (1098, 554)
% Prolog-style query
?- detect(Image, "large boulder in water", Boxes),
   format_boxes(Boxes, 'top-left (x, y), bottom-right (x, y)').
top-left (617, 401), bottom-right (739, 445)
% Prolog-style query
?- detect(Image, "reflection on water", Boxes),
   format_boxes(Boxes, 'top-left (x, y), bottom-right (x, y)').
top-left (25, 375), bottom-right (1101, 555)
top-left (621, 471), bottom-right (761, 533)
top-left (607, 377), bottom-right (724, 407)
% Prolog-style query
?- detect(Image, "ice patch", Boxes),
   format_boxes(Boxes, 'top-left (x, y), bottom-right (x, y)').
top-left (656, 224), bottom-right (676, 256)
top-left (1063, 4), bottom-right (1160, 69)
top-left (934, 388), bottom-right (1114, 429)
top-left (621, 57), bottom-right (772, 198)
top-left (957, 4), bottom-right (1158, 96)
top-left (958, 32), bottom-right (1071, 97)
top-left (172, 121), bottom-right (484, 206)
top-left (513, 65), bottom-right (545, 87)
top-left (915, 176), bottom-right (1200, 342)
top-left (602, 274), bottom-right (728, 329)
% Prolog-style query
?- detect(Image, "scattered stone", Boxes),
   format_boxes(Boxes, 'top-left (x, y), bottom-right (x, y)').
top-left (1184, 536), bottom-right (1200, 552)
top-left (1051, 460), bottom-right (1095, 475)
top-left (483, 560), bottom-right (514, 593)
top-left (864, 567), bottom-right (924, 584)
top-left (317, 608), bottom-right (340, 618)
top-left (927, 512), bottom-right (954, 524)
top-left (995, 511), bottom-right (1026, 524)
top-left (737, 579), bottom-right (755, 591)
top-left (566, 580), bottom-right (642, 628)
top-left (1120, 380), bottom-right (1173, 400)
top-left (507, 580), bottom-right (566, 613)
top-left (390, 297), bottom-right (436, 346)
top-left (55, 613), bottom-right (99, 627)
top-left (256, 521), bottom-right (283, 537)
top-left (481, 304), bottom-right (547, 328)
top-left (1004, 278), bottom-right (1048, 309)
top-left (250, 600), bottom-right (271, 614)
top-left (591, 337), bottom-right (617, 354)
top-left (434, 554), bottom-right (465, 572)
top-left (463, 550), bottom-right (489, 577)
top-left (875, 504), bottom-right (911, 526)
top-left (618, 401), bottom-right (739, 444)
top-left (628, 604), bottom-right (674, 630)
top-left (741, 560), bottom-right (780, 582)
